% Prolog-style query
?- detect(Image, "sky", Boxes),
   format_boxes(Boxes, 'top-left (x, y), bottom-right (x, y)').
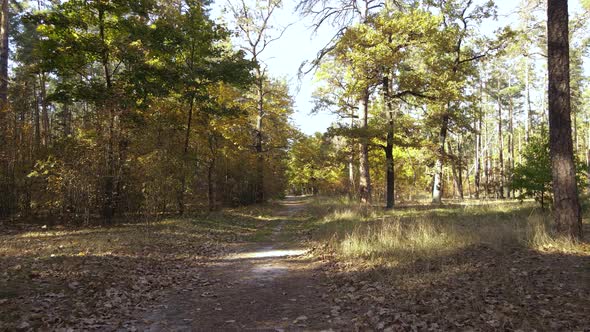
top-left (212, 0), bottom-right (341, 135)
top-left (212, 0), bottom-right (588, 135)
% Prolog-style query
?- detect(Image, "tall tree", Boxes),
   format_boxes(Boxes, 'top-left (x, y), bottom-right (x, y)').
top-left (546, 0), bottom-right (582, 239)
top-left (426, 0), bottom-right (499, 204)
top-left (228, 0), bottom-right (289, 203)
top-left (170, 0), bottom-right (252, 214)
top-left (0, 0), bottom-right (9, 218)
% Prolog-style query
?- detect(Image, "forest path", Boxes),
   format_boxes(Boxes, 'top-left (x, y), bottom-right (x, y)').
top-left (141, 197), bottom-right (343, 331)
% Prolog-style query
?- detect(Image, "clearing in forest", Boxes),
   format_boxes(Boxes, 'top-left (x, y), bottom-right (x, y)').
top-left (1, 196), bottom-right (589, 331)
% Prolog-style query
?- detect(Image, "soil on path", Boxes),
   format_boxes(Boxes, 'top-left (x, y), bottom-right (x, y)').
top-left (141, 197), bottom-right (346, 331)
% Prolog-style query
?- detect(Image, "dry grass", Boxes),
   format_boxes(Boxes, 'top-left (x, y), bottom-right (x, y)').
top-left (0, 202), bottom-right (282, 259)
top-left (308, 197), bottom-right (589, 268)
top-left (308, 197), bottom-right (590, 331)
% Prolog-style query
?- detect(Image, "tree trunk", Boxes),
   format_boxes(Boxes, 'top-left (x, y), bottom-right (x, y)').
top-left (508, 78), bottom-right (515, 199)
top-left (0, 0), bottom-right (7, 104)
top-left (358, 88), bottom-right (371, 204)
top-left (63, 103), bottom-right (72, 137)
top-left (484, 116), bottom-right (490, 199)
top-left (432, 114), bottom-right (449, 204)
top-left (99, 7), bottom-right (115, 223)
top-left (475, 113), bottom-right (482, 198)
top-left (348, 150), bottom-right (355, 199)
top-left (254, 76), bottom-right (264, 203)
top-left (208, 159), bottom-right (216, 211)
top-left (103, 107), bottom-right (115, 223)
top-left (348, 111), bottom-right (356, 199)
top-left (587, 118), bottom-right (590, 193)
top-left (457, 138), bottom-right (464, 199)
top-left (475, 80), bottom-right (483, 199)
top-left (574, 111), bottom-right (579, 153)
top-left (33, 80), bottom-right (41, 152)
top-left (383, 76), bottom-right (394, 209)
top-left (39, 73), bottom-right (50, 147)
top-left (525, 56), bottom-right (532, 143)
top-left (547, 0), bottom-right (582, 239)
top-left (178, 96), bottom-right (194, 215)
top-left (0, 0), bottom-right (9, 218)
top-left (448, 140), bottom-right (463, 200)
top-left (497, 77), bottom-right (505, 199)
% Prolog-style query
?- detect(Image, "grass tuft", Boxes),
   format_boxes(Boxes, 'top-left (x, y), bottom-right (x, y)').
top-left (307, 196), bottom-right (589, 268)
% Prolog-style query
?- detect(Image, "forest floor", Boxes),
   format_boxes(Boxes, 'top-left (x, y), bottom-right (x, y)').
top-left (1, 197), bottom-right (589, 331)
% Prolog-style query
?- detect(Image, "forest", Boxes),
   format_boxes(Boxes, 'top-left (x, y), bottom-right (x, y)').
top-left (1, 0), bottom-right (589, 330)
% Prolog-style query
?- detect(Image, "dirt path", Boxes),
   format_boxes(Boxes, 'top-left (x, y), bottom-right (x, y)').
top-left (140, 197), bottom-right (344, 331)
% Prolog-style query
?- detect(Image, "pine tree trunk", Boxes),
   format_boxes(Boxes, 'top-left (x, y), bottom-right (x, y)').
top-left (547, 0), bottom-right (582, 239)
top-left (0, 0), bottom-right (7, 104)
top-left (0, 0), bottom-right (9, 218)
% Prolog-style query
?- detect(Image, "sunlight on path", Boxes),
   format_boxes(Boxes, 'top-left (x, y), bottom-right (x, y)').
top-left (231, 249), bottom-right (308, 259)
top-left (138, 198), bottom-right (339, 331)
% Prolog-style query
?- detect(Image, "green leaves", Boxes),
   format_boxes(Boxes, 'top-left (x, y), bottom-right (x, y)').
top-left (512, 132), bottom-right (587, 206)
top-left (512, 133), bottom-right (553, 199)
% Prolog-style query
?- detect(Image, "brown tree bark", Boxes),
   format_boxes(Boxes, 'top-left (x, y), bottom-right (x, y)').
top-left (547, 0), bottom-right (582, 239)
top-left (0, 0), bottom-right (7, 104)
top-left (0, 0), bottom-right (9, 217)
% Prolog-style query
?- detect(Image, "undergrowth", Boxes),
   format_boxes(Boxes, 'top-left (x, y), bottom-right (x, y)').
top-left (307, 196), bottom-right (590, 268)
